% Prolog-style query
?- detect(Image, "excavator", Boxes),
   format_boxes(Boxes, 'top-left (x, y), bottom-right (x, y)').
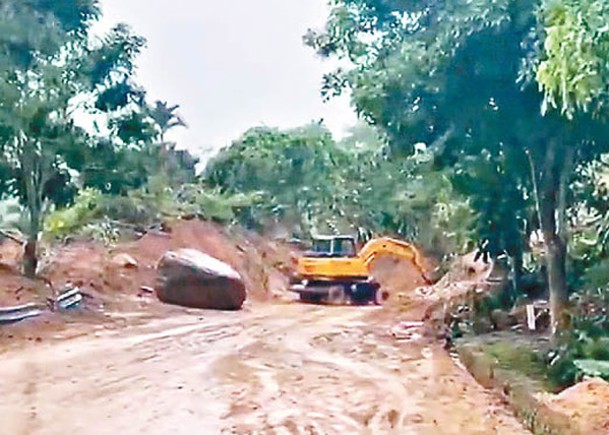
top-left (289, 235), bottom-right (430, 305)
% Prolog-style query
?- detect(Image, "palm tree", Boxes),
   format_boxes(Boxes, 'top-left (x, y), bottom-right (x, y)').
top-left (149, 101), bottom-right (187, 144)
top-left (148, 101), bottom-right (188, 174)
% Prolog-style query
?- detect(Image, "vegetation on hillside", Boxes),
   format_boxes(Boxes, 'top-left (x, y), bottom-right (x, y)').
top-left (204, 122), bottom-right (474, 255)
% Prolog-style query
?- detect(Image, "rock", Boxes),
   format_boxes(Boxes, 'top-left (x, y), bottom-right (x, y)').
top-left (472, 317), bottom-right (493, 334)
top-left (111, 253), bottom-right (138, 269)
top-left (490, 309), bottom-right (517, 331)
top-left (391, 321), bottom-right (424, 341)
top-left (156, 249), bottom-right (246, 310)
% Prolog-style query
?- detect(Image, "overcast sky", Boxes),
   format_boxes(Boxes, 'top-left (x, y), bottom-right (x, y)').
top-left (99, 0), bottom-right (357, 159)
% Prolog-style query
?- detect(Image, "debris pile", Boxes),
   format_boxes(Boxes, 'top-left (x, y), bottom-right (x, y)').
top-left (384, 251), bottom-right (506, 333)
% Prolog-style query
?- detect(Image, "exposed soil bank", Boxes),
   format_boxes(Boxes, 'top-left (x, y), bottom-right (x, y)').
top-left (0, 219), bottom-right (297, 346)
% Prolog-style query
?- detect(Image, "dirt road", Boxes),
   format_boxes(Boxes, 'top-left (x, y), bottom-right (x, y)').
top-left (0, 302), bottom-right (528, 434)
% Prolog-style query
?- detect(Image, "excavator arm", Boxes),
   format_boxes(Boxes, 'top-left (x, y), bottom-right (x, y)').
top-left (358, 237), bottom-right (431, 284)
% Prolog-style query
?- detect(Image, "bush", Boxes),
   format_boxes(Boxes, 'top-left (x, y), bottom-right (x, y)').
top-left (44, 188), bottom-right (103, 239)
top-left (573, 359), bottom-right (609, 380)
top-left (177, 185), bottom-right (265, 224)
top-left (545, 287), bottom-right (609, 388)
top-left (43, 181), bottom-right (269, 243)
top-left (95, 194), bottom-right (161, 224)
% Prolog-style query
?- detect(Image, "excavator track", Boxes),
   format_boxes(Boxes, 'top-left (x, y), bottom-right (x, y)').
top-left (291, 280), bottom-right (382, 305)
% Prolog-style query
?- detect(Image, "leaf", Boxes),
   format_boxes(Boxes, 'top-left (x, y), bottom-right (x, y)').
top-left (574, 359), bottom-right (609, 378)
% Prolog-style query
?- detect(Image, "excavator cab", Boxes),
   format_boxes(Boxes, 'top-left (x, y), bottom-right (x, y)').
top-left (307, 236), bottom-right (357, 258)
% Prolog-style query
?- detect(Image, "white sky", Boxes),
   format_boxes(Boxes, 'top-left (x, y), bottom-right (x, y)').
top-left (99, 0), bottom-right (357, 160)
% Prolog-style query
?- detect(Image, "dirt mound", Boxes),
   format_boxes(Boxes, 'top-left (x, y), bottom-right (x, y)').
top-left (41, 243), bottom-right (108, 293)
top-left (0, 239), bottom-right (49, 306)
top-left (370, 251), bottom-right (498, 308)
top-left (0, 269), bottom-right (45, 306)
top-left (119, 220), bottom-right (296, 302)
top-left (0, 238), bottom-right (22, 267)
top-left (0, 219), bottom-right (297, 312)
top-left (35, 219), bottom-right (297, 305)
top-left (538, 378), bottom-right (609, 433)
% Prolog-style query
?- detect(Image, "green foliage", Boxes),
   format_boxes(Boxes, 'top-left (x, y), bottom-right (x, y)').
top-left (0, 1), bottom-right (99, 70)
top-left (0, 197), bottom-right (27, 232)
top-left (44, 188), bottom-right (102, 239)
top-left (205, 122), bottom-right (474, 252)
top-left (546, 287), bottom-right (609, 387)
top-left (205, 124), bottom-right (349, 235)
top-left (148, 101), bottom-right (187, 141)
top-left (306, 0), bottom-right (548, 273)
top-left (537, 0), bottom-right (609, 118)
top-left (0, 0), bottom-right (169, 275)
top-left (309, 0), bottom-right (609, 332)
top-left (579, 260), bottom-right (609, 291)
top-left (43, 178), bottom-right (264, 243)
top-left (178, 185), bottom-right (264, 223)
top-left (0, 1), bottom-right (196, 276)
top-left (484, 342), bottom-right (555, 389)
top-left (569, 159), bottom-right (609, 287)
top-left (573, 359), bottom-right (609, 380)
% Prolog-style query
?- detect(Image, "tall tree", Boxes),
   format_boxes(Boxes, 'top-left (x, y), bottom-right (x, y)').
top-left (205, 122), bottom-right (472, 252)
top-left (307, 0), bottom-right (609, 332)
top-left (0, 1), bottom-right (147, 276)
top-left (149, 101), bottom-right (187, 144)
top-left (148, 100), bottom-right (188, 176)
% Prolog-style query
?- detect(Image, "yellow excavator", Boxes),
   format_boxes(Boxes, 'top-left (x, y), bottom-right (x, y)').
top-left (290, 235), bottom-right (430, 305)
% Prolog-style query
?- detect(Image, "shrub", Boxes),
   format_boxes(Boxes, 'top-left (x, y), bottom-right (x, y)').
top-left (545, 287), bottom-right (609, 388)
top-left (44, 188), bottom-right (103, 239)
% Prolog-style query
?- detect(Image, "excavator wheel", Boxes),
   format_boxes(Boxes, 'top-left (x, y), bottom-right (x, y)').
top-left (328, 286), bottom-right (347, 305)
top-left (348, 283), bottom-right (372, 305)
top-left (374, 287), bottom-right (390, 306)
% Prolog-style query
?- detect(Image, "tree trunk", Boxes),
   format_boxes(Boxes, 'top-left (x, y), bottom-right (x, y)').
top-left (511, 249), bottom-right (523, 298)
top-left (539, 140), bottom-right (570, 334)
top-left (545, 232), bottom-right (568, 331)
top-left (23, 236), bottom-right (38, 279)
top-left (20, 136), bottom-right (43, 279)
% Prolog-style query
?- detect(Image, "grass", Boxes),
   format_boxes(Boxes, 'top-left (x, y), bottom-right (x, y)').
top-left (482, 340), bottom-right (560, 392)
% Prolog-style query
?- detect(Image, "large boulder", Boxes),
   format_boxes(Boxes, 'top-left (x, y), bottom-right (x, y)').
top-left (156, 249), bottom-right (246, 310)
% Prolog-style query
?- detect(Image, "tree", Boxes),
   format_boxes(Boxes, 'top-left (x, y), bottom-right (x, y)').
top-left (0, 1), bottom-right (147, 277)
top-left (149, 101), bottom-right (187, 144)
top-left (205, 124), bottom-right (345, 235)
top-left (205, 122), bottom-right (473, 253)
top-left (147, 100), bottom-right (189, 179)
top-left (307, 0), bottom-right (609, 332)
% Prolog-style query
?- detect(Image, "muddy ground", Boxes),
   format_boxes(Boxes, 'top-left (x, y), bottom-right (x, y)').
top-left (0, 301), bottom-right (527, 434)
top-left (0, 221), bottom-right (529, 434)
